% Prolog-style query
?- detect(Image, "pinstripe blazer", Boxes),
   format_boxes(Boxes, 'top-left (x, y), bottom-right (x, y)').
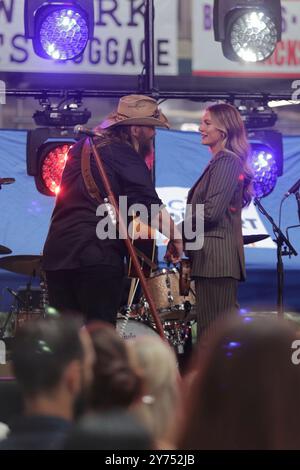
top-left (185, 149), bottom-right (246, 281)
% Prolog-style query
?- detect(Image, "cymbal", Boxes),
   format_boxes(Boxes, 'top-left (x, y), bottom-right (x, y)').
top-left (0, 178), bottom-right (15, 185)
top-left (243, 234), bottom-right (269, 245)
top-left (0, 245), bottom-right (12, 255)
top-left (0, 255), bottom-right (42, 276)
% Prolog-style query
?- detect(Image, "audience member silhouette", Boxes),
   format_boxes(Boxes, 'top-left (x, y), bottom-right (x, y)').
top-left (178, 316), bottom-right (300, 450)
top-left (86, 322), bottom-right (142, 411)
top-left (64, 410), bottom-right (153, 450)
top-left (127, 335), bottom-right (182, 449)
top-left (0, 316), bottom-right (95, 450)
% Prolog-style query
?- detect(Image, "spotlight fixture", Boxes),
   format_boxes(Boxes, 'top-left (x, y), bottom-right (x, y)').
top-left (248, 129), bottom-right (284, 198)
top-left (24, 0), bottom-right (94, 60)
top-left (251, 143), bottom-right (278, 198)
top-left (33, 104), bottom-right (91, 127)
top-left (213, 0), bottom-right (282, 62)
top-left (39, 141), bottom-right (73, 195)
top-left (27, 127), bottom-right (79, 196)
top-left (239, 105), bottom-right (278, 129)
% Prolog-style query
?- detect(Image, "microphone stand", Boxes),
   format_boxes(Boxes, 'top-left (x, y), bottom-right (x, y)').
top-left (254, 197), bottom-right (297, 319)
top-left (295, 191), bottom-right (300, 223)
top-left (88, 137), bottom-right (166, 340)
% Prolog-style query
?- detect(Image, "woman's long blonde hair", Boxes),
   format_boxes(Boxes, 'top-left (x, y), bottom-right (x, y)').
top-left (207, 103), bottom-right (253, 206)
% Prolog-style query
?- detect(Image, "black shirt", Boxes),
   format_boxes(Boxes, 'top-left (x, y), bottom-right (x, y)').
top-left (42, 139), bottom-right (162, 272)
top-left (0, 415), bottom-right (71, 450)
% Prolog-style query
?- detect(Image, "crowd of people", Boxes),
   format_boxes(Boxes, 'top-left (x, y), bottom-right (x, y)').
top-left (1, 313), bottom-right (300, 450)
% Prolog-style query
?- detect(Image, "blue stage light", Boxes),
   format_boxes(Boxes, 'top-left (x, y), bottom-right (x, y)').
top-left (251, 144), bottom-right (278, 198)
top-left (38, 7), bottom-right (89, 60)
top-left (24, 1), bottom-right (94, 61)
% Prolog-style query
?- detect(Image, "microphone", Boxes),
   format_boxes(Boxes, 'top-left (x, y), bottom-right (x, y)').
top-left (283, 178), bottom-right (300, 199)
top-left (6, 287), bottom-right (25, 306)
top-left (74, 125), bottom-right (102, 139)
top-left (0, 178), bottom-right (15, 185)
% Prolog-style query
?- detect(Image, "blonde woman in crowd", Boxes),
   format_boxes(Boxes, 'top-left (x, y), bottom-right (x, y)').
top-left (127, 335), bottom-right (182, 449)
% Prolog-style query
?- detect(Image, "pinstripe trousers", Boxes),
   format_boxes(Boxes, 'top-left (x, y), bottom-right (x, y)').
top-left (195, 277), bottom-right (238, 340)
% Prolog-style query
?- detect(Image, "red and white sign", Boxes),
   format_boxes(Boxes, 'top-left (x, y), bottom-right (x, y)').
top-left (193, 0), bottom-right (300, 78)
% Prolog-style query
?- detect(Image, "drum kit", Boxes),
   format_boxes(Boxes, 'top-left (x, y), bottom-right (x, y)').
top-left (117, 234), bottom-right (271, 354)
top-left (0, 252), bottom-right (47, 340)
top-left (117, 267), bottom-right (196, 355)
top-left (0, 245), bottom-right (194, 354)
top-left (0, 234), bottom-right (270, 353)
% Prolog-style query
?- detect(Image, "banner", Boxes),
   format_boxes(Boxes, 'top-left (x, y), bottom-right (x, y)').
top-left (192, 0), bottom-right (300, 78)
top-left (0, 0), bottom-right (178, 75)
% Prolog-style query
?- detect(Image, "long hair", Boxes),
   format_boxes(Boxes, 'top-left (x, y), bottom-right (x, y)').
top-left (207, 103), bottom-right (253, 206)
top-left (127, 335), bottom-right (181, 442)
top-left (93, 124), bottom-right (133, 149)
top-left (178, 316), bottom-right (300, 450)
top-left (86, 322), bottom-right (142, 411)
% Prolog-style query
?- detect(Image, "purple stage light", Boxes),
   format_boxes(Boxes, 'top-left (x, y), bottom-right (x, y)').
top-left (37, 7), bottom-right (89, 60)
top-left (251, 144), bottom-right (278, 198)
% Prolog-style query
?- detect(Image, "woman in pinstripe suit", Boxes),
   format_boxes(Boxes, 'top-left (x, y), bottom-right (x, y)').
top-left (167, 103), bottom-right (253, 340)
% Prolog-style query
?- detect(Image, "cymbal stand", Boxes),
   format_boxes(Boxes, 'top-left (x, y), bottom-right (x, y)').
top-left (0, 294), bottom-right (18, 340)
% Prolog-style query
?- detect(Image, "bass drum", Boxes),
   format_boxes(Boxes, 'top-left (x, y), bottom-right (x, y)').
top-left (116, 318), bottom-right (158, 341)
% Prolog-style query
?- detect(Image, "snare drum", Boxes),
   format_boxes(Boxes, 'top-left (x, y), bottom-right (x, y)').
top-left (116, 318), bottom-right (157, 341)
top-left (146, 268), bottom-right (195, 319)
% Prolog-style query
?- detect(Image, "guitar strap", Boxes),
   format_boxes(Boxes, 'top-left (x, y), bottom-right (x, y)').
top-left (81, 138), bottom-right (157, 272)
top-left (81, 138), bottom-right (103, 204)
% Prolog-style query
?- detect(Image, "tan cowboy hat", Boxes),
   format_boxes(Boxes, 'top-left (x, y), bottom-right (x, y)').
top-left (100, 94), bottom-right (170, 129)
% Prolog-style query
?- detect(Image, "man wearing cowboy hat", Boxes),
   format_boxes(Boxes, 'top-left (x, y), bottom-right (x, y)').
top-left (42, 95), bottom-right (182, 325)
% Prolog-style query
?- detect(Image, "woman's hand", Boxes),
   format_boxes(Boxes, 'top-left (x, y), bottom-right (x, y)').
top-left (164, 239), bottom-right (183, 265)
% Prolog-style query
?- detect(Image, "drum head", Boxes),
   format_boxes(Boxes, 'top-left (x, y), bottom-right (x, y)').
top-left (116, 318), bottom-right (157, 341)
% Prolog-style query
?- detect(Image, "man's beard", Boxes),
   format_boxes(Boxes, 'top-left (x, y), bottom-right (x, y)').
top-left (138, 134), bottom-right (154, 160)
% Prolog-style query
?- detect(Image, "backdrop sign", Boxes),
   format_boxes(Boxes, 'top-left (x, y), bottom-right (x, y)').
top-left (155, 188), bottom-right (275, 249)
top-left (193, 0), bottom-right (300, 78)
top-left (0, 0), bottom-right (178, 75)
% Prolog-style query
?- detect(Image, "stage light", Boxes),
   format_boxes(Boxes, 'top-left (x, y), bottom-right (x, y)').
top-left (24, 1), bottom-right (94, 60)
top-left (251, 144), bottom-right (278, 198)
top-left (213, 0), bottom-right (282, 62)
top-left (247, 129), bottom-right (283, 198)
top-left (248, 129), bottom-right (283, 178)
top-left (40, 142), bottom-right (73, 195)
top-left (239, 106), bottom-right (278, 129)
top-left (27, 128), bottom-right (79, 196)
top-left (268, 100), bottom-right (300, 108)
top-left (33, 105), bottom-right (91, 127)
